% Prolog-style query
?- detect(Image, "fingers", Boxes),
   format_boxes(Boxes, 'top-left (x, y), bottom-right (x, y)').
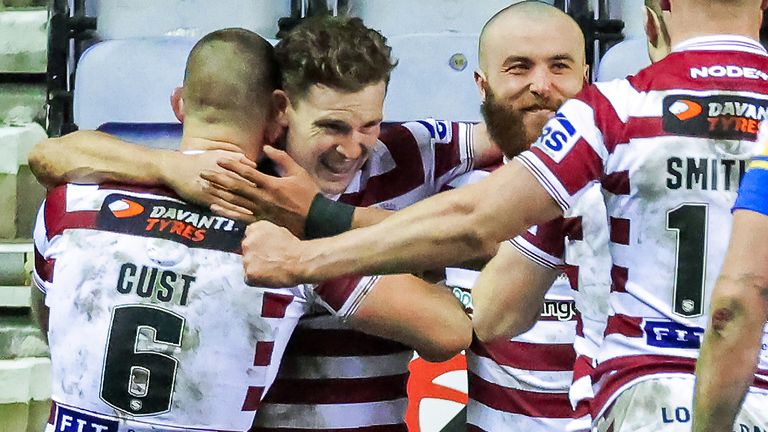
top-left (216, 158), bottom-right (274, 188)
top-left (264, 145), bottom-right (303, 176)
top-left (210, 203), bottom-right (257, 223)
top-left (203, 184), bottom-right (258, 214)
top-left (215, 142), bottom-right (248, 154)
top-left (201, 169), bottom-right (262, 201)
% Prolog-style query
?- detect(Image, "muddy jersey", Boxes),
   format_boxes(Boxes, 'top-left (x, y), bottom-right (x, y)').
top-left (252, 119), bottom-right (480, 432)
top-left (442, 169), bottom-right (578, 432)
top-left (514, 35), bottom-right (768, 417)
top-left (33, 184), bottom-right (370, 432)
top-left (510, 185), bottom-right (612, 432)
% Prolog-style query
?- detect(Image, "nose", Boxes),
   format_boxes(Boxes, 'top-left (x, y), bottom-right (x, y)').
top-left (335, 134), bottom-right (365, 160)
top-left (528, 67), bottom-right (553, 97)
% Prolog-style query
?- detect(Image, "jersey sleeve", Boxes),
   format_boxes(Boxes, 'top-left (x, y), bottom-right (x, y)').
top-left (311, 275), bottom-right (381, 320)
top-left (402, 119), bottom-right (477, 192)
top-left (734, 151), bottom-right (768, 216)
top-left (508, 217), bottom-right (567, 269)
top-left (514, 86), bottom-right (610, 211)
top-left (32, 200), bottom-right (54, 294)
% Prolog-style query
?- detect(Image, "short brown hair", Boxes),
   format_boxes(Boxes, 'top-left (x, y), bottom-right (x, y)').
top-left (275, 16), bottom-right (397, 99)
top-left (183, 28), bottom-right (280, 126)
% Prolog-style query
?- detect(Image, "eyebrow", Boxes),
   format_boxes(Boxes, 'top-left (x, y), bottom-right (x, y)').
top-left (315, 118), bottom-right (382, 131)
top-left (550, 54), bottom-right (577, 62)
top-left (315, 119), bottom-right (352, 132)
top-left (501, 53), bottom-right (577, 67)
top-left (362, 118), bottom-right (383, 128)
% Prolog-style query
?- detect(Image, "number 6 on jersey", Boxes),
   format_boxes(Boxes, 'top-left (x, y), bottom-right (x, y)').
top-left (100, 305), bottom-right (185, 415)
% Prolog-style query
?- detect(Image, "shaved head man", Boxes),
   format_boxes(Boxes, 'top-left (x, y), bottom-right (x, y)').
top-left (476, 1), bottom-right (587, 157)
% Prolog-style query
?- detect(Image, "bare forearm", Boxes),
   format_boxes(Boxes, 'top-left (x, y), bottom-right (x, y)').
top-left (301, 187), bottom-right (499, 282)
top-left (29, 131), bottom-right (170, 188)
top-left (349, 274), bottom-right (471, 362)
top-left (351, 207), bottom-right (394, 229)
top-left (473, 243), bottom-right (559, 342)
top-left (297, 162), bottom-right (560, 283)
top-left (694, 280), bottom-right (767, 432)
top-left (694, 210), bottom-right (768, 431)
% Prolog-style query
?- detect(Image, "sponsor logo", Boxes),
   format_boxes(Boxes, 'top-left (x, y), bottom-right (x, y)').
top-left (536, 112), bottom-right (581, 163)
top-left (451, 287), bottom-right (473, 314)
top-left (97, 194), bottom-right (245, 253)
top-left (644, 320), bottom-right (704, 349)
top-left (690, 65), bottom-right (768, 81)
top-left (668, 99), bottom-right (703, 121)
top-left (108, 198), bottom-right (145, 218)
top-left (541, 299), bottom-right (576, 321)
top-left (55, 405), bottom-right (118, 432)
top-left (416, 119), bottom-right (453, 144)
top-left (662, 406), bottom-right (691, 424)
top-left (663, 95), bottom-right (768, 140)
top-left (434, 120), bottom-right (451, 143)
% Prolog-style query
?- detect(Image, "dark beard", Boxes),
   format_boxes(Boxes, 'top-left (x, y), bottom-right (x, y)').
top-left (480, 89), bottom-right (529, 159)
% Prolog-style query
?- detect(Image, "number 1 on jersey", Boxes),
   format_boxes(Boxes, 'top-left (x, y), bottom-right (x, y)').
top-left (666, 203), bottom-right (708, 317)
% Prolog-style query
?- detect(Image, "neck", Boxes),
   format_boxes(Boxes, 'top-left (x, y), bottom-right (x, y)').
top-left (668, 3), bottom-right (762, 46)
top-left (179, 118), bottom-right (262, 161)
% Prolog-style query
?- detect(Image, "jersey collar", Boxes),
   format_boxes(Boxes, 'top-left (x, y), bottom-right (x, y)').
top-left (672, 34), bottom-right (768, 56)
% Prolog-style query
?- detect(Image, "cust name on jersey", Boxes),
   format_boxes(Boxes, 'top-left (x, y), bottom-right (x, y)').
top-left (145, 205), bottom-right (236, 243)
top-left (117, 262), bottom-right (195, 306)
top-left (667, 157), bottom-right (746, 191)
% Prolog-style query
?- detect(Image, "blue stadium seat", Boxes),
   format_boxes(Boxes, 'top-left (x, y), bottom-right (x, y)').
top-left (97, 122), bottom-right (183, 150)
top-left (350, 0), bottom-right (552, 36)
top-left (385, 32), bottom-right (481, 122)
top-left (92, 0), bottom-right (288, 40)
top-left (595, 38), bottom-right (652, 82)
top-left (74, 38), bottom-right (197, 129)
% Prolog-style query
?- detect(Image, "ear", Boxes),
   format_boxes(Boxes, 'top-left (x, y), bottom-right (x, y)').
top-left (583, 64), bottom-right (590, 84)
top-left (644, 6), bottom-right (660, 48)
top-left (170, 87), bottom-right (184, 122)
top-left (474, 70), bottom-right (488, 102)
top-left (762, 0), bottom-right (768, 10)
top-left (272, 89), bottom-right (291, 128)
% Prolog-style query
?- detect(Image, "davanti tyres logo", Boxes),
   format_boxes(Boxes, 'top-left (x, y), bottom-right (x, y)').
top-left (108, 199), bottom-right (145, 218)
top-left (668, 99), bottom-right (703, 121)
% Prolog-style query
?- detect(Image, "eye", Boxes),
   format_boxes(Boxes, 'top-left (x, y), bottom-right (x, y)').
top-left (505, 63), bottom-right (529, 74)
top-left (551, 62), bottom-right (571, 72)
top-left (317, 122), bottom-right (351, 134)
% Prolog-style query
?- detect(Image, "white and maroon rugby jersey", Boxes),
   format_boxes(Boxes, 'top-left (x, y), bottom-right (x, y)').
top-left (251, 119), bottom-right (482, 432)
top-left (442, 169), bottom-right (578, 432)
top-left (33, 184), bottom-right (370, 432)
top-left (515, 35), bottom-right (768, 417)
top-left (510, 185), bottom-right (612, 432)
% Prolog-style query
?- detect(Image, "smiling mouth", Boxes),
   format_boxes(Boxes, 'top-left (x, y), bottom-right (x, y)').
top-left (523, 108), bottom-right (554, 115)
top-left (321, 159), bottom-right (357, 176)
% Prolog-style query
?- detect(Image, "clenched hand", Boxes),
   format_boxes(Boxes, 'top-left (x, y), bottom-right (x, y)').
top-left (242, 221), bottom-right (309, 287)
